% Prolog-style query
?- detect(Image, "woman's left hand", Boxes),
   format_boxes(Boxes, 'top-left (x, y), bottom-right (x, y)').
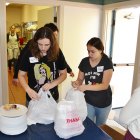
top-left (77, 85), bottom-right (86, 92)
top-left (42, 83), bottom-right (54, 91)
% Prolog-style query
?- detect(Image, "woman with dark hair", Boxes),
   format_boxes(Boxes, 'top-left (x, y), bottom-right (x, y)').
top-left (18, 27), bottom-right (67, 105)
top-left (72, 37), bottom-right (113, 126)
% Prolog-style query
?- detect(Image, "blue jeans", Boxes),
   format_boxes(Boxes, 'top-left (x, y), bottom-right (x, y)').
top-left (87, 103), bottom-right (112, 126)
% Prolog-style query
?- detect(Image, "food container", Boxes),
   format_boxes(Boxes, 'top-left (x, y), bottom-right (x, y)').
top-left (0, 104), bottom-right (28, 135)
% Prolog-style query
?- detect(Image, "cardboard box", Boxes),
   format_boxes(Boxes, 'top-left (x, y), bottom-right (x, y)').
top-left (100, 124), bottom-right (126, 140)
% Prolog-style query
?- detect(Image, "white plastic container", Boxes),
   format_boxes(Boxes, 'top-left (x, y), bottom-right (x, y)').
top-left (0, 104), bottom-right (28, 135)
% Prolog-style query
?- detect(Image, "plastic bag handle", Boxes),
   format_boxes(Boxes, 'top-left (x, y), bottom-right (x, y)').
top-left (38, 88), bottom-right (54, 100)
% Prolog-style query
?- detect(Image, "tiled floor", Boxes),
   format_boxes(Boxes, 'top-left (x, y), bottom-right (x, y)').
top-left (8, 68), bottom-right (26, 106)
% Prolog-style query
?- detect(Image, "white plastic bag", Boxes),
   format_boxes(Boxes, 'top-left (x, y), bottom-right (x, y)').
top-left (27, 88), bottom-right (57, 125)
top-left (65, 88), bottom-right (87, 121)
top-left (54, 100), bottom-right (85, 139)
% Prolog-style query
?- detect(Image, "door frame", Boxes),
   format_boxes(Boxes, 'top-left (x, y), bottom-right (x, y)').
top-left (102, 1), bottom-right (140, 94)
top-left (0, 0), bottom-right (60, 105)
top-left (0, 0), bottom-right (98, 105)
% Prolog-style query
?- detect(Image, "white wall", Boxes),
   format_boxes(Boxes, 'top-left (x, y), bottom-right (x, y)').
top-left (6, 7), bottom-right (22, 31)
top-left (37, 7), bottom-right (54, 28)
top-left (0, 0), bottom-right (8, 105)
top-left (21, 5), bottom-right (49, 23)
top-left (59, 5), bottom-right (102, 99)
top-left (133, 17), bottom-right (140, 90)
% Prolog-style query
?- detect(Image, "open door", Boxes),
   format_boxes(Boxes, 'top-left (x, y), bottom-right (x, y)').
top-left (104, 7), bottom-right (140, 108)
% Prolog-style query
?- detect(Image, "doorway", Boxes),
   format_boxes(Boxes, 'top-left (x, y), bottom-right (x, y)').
top-left (105, 7), bottom-right (140, 108)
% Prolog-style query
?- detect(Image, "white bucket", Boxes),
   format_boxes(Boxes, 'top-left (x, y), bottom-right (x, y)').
top-left (0, 104), bottom-right (28, 135)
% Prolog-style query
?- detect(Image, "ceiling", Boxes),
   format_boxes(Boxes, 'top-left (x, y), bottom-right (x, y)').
top-left (6, 0), bottom-right (132, 7)
top-left (7, 3), bottom-right (24, 8)
top-left (59, 0), bottom-right (131, 5)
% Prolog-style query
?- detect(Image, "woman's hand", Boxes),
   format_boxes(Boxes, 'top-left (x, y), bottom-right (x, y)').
top-left (77, 85), bottom-right (86, 92)
top-left (72, 70), bottom-right (84, 88)
top-left (71, 81), bottom-right (80, 88)
top-left (42, 83), bottom-right (54, 91)
top-left (72, 81), bottom-right (86, 92)
top-left (69, 71), bottom-right (74, 77)
top-left (27, 88), bottom-right (40, 100)
top-left (18, 70), bottom-right (40, 100)
top-left (12, 78), bottom-right (19, 86)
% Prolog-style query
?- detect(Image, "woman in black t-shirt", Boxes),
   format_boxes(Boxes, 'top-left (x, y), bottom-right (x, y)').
top-left (12, 23), bottom-right (74, 86)
top-left (18, 27), bottom-right (67, 104)
top-left (72, 37), bottom-right (113, 126)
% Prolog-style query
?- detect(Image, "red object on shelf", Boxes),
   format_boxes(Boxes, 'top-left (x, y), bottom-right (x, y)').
top-left (19, 37), bottom-right (24, 45)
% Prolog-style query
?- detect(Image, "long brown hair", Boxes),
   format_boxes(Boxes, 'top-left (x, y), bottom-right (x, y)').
top-left (30, 27), bottom-right (59, 61)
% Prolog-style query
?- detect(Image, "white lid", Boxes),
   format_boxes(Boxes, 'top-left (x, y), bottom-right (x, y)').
top-left (0, 104), bottom-right (28, 117)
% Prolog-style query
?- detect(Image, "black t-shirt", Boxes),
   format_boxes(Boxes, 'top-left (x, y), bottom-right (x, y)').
top-left (19, 49), bottom-right (67, 101)
top-left (14, 39), bottom-right (72, 78)
top-left (78, 54), bottom-right (113, 108)
top-left (13, 39), bottom-right (32, 78)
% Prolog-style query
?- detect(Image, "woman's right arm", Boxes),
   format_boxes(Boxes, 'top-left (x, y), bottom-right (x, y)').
top-left (72, 70), bottom-right (84, 88)
top-left (18, 70), bottom-right (39, 100)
